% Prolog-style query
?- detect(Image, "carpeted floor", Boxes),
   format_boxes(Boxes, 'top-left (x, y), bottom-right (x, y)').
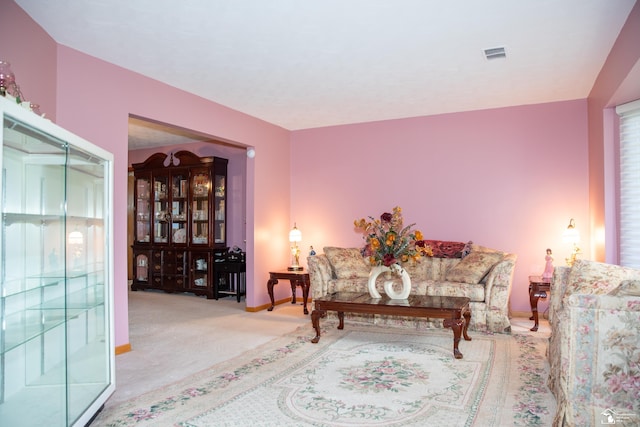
top-left (94, 298), bottom-right (555, 427)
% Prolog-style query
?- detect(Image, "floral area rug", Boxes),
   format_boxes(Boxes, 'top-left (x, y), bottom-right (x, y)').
top-left (93, 324), bottom-right (555, 427)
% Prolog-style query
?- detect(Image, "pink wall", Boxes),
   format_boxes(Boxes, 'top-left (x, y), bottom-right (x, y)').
top-left (2, 2), bottom-right (292, 349)
top-left (291, 100), bottom-right (590, 313)
top-left (52, 47), bottom-right (291, 348)
top-left (587, 1), bottom-right (640, 262)
top-left (0, 1), bottom-right (57, 121)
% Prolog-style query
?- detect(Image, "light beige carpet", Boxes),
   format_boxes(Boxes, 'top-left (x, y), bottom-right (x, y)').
top-left (93, 323), bottom-right (555, 427)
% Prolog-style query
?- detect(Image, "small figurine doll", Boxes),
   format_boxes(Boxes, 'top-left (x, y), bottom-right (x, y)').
top-left (309, 246), bottom-right (316, 256)
top-left (542, 248), bottom-right (554, 279)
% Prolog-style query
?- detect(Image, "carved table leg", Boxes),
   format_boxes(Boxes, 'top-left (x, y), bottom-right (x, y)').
top-left (290, 280), bottom-right (297, 304)
top-left (444, 317), bottom-right (465, 359)
top-left (337, 311), bottom-right (344, 330)
top-left (310, 309), bottom-right (326, 343)
top-left (528, 284), bottom-right (535, 320)
top-left (462, 308), bottom-right (472, 342)
top-left (267, 278), bottom-right (278, 311)
top-left (529, 283), bottom-right (540, 331)
top-left (301, 279), bottom-right (310, 315)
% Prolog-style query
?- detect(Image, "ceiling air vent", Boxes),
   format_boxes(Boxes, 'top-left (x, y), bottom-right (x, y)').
top-left (483, 46), bottom-right (506, 60)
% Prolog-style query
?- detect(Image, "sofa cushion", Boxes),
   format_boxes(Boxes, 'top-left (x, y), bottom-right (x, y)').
top-left (471, 244), bottom-right (506, 256)
top-left (425, 280), bottom-right (485, 302)
top-left (327, 278), bottom-right (369, 294)
top-left (444, 251), bottom-right (504, 284)
top-left (323, 247), bottom-right (370, 279)
top-left (328, 278), bottom-right (428, 295)
top-left (469, 245), bottom-right (507, 284)
top-left (401, 257), bottom-right (428, 281)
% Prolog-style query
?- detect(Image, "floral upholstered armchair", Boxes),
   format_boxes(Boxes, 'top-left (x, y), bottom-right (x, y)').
top-left (547, 259), bottom-right (640, 426)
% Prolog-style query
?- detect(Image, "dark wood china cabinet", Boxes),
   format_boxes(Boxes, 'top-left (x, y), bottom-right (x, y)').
top-left (131, 151), bottom-right (228, 299)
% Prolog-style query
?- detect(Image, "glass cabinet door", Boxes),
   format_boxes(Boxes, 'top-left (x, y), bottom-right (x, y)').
top-left (214, 173), bottom-right (226, 244)
top-left (171, 172), bottom-right (188, 245)
top-left (190, 252), bottom-right (209, 290)
top-left (134, 252), bottom-right (149, 282)
top-left (1, 115), bottom-right (68, 427)
top-left (134, 174), bottom-right (151, 243)
top-left (191, 170), bottom-right (210, 245)
top-left (153, 173), bottom-right (169, 243)
top-left (65, 145), bottom-right (110, 425)
top-left (1, 97), bottom-right (114, 427)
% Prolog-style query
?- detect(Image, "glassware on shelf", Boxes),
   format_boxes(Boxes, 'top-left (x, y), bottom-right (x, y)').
top-left (0, 60), bottom-right (16, 97)
top-left (30, 103), bottom-right (42, 116)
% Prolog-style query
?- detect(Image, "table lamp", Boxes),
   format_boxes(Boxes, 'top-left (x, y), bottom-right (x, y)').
top-left (562, 218), bottom-right (581, 266)
top-left (288, 223), bottom-right (303, 271)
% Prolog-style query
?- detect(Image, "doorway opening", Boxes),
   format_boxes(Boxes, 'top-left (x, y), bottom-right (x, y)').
top-left (126, 115), bottom-right (249, 289)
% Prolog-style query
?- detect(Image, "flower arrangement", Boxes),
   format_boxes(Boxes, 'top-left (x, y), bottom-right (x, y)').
top-left (354, 206), bottom-right (432, 267)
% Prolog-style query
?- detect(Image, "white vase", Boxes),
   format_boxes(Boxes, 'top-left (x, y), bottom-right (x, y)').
top-left (367, 264), bottom-right (412, 300)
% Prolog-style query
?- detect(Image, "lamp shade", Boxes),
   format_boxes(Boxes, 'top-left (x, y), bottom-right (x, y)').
top-left (68, 230), bottom-right (84, 245)
top-left (289, 224), bottom-right (302, 243)
top-left (562, 218), bottom-right (580, 244)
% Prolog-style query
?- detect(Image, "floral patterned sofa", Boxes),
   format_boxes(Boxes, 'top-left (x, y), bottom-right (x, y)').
top-left (307, 242), bottom-right (517, 333)
top-left (547, 259), bottom-right (640, 426)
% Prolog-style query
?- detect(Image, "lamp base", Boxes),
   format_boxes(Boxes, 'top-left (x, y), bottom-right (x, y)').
top-left (566, 245), bottom-right (581, 267)
top-left (287, 266), bottom-right (303, 271)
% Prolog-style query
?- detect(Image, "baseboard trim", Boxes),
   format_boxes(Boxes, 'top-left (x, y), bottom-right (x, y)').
top-left (115, 343), bottom-right (132, 355)
top-left (510, 310), bottom-right (535, 318)
top-left (245, 297), bottom-right (313, 312)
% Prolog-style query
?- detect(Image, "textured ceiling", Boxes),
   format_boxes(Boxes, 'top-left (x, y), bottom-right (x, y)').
top-left (14, 0), bottom-right (638, 148)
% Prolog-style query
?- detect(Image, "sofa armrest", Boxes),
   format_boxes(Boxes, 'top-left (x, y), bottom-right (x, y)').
top-left (484, 253), bottom-right (517, 308)
top-left (566, 292), bottom-right (640, 311)
top-left (553, 292), bottom-right (640, 426)
top-left (549, 266), bottom-right (571, 325)
top-left (307, 254), bottom-right (334, 303)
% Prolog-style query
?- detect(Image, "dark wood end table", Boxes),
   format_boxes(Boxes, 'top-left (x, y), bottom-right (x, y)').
top-left (311, 292), bottom-right (471, 359)
top-left (529, 275), bottom-right (551, 331)
top-left (267, 270), bottom-right (310, 315)
top-left (214, 261), bottom-right (246, 302)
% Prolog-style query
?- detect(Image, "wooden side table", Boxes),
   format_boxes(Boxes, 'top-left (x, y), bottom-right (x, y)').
top-left (214, 261), bottom-right (246, 302)
top-left (529, 275), bottom-right (551, 331)
top-left (267, 270), bottom-right (310, 314)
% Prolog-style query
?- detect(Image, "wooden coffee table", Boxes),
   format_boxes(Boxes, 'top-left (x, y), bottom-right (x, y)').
top-left (311, 292), bottom-right (472, 359)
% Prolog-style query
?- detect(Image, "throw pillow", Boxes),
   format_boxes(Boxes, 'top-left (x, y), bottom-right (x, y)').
top-left (445, 251), bottom-right (504, 284)
top-left (607, 280), bottom-right (640, 296)
top-left (422, 239), bottom-right (467, 258)
top-left (323, 247), bottom-right (371, 279)
top-left (470, 244), bottom-right (506, 256)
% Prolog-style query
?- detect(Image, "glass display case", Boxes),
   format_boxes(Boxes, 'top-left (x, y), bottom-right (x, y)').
top-left (0, 97), bottom-right (114, 426)
top-left (153, 173), bottom-right (169, 243)
top-left (214, 171), bottom-right (226, 244)
top-left (135, 174), bottom-right (151, 243)
top-left (191, 170), bottom-right (210, 245)
top-left (131, 151), bottom-right (227, 299)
